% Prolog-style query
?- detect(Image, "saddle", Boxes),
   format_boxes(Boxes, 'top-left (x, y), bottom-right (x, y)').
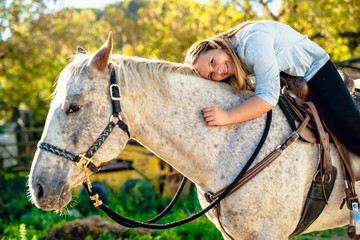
top-left (280, 71), bottom-right (360, 180)
top-left (280, 71), bottom-right (360, 239)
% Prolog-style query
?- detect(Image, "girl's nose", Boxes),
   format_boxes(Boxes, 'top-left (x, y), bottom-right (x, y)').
top-left (216, 66), bottom-right (222, 74)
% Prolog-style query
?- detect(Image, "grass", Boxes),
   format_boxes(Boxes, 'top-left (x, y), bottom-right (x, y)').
top-left (0, 173), bottom-right (223, 240)
top-left (0, 172), bottom-right (350, 240)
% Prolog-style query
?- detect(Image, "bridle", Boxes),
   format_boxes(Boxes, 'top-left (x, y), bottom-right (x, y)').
top-left (38, 64), bottom-right (131, 194)
top-left (37, 63), bottom-right (194, 228)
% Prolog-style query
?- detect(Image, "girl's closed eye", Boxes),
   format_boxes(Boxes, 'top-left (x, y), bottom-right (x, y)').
top-left (209, 58), bottom-right (214, 80)
top-left (210, 58), bottom-right (214, 65)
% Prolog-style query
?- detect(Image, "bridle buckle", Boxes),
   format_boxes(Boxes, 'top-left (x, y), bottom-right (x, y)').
top-left (110, 84), bottom-right (121, 101)
top-left (76, 153), bottom-right (93, 170)
top-left (76, 153), bottom-right (94, 192)
top-left (90, 194), bottom-right (103, 208)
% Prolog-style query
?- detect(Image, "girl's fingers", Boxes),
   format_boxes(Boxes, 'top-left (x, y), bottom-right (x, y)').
top-left (207, 120), bottom-right (217, 126)
top-left (202, 107), bottom-right (221, 126)
top-left (202, 106), bottom-right (216, 113)
top-left (204, 115), bottom-right (214, 122)
top-left (203, 111), bottom-right (213, 118)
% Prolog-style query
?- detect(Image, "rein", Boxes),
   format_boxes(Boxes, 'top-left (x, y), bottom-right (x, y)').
top-left (81, 110), bottom-right (273, 229)
top-left (37, 64), bottom-right (310, 230)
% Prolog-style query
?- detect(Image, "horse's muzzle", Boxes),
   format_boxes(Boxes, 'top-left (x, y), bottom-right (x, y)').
top-left (29, 177), bottom-right (71, 211)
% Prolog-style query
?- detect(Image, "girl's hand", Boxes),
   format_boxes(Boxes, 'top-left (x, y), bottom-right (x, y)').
top-left (201, 97), bottom-right (274, 126)
top-left (202, 106), bottom-right (230, 126)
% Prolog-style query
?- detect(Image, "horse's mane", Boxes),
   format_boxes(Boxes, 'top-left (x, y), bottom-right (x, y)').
top-left (112, 54), bottom-right (197, 97)
top-left (54, 53), bottom-right (198, 99)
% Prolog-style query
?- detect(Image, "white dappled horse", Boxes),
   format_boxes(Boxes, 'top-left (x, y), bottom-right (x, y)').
top-left (28, 33), bottom-right (360, 239)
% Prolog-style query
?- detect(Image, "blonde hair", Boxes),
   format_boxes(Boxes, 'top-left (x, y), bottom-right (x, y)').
top-left (185, 21), bottom-right (254, 93)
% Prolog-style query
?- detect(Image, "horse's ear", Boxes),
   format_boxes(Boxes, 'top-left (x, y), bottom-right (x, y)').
top-left (89, 32), bottom-right (113, 72)
top-left (77, 46), bottom-right (87, 55)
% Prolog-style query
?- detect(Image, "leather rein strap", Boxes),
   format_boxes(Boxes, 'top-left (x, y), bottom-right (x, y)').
top-left (82, 110), bottom-right (273, 229)
top-left (206, 113), bottom-right (311, 203)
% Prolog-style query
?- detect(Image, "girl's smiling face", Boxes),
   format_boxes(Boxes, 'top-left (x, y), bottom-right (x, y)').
top-left (194, 48), bottom-right (235, 81)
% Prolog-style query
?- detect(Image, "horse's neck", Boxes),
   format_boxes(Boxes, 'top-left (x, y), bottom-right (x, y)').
top-left (127, 73), bottom-right (268, 191)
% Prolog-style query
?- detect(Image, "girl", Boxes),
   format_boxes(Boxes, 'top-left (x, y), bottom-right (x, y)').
top-left (185, 20), bottom-right (360, 156)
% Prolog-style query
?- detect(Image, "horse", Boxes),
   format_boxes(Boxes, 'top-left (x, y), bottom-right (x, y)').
top-left (28, 33), bottom-right (360, 239)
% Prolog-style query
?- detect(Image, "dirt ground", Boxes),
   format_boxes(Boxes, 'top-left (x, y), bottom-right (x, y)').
top-left (45, 216), bottom-right (150, 240)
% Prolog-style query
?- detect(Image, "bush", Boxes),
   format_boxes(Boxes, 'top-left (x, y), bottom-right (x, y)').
top-left (1, 173), bottom-right (347, 240)
top-left (0, 173), bottom-right (222, 239)
top-left (0, 173), bottom-right (77, 239)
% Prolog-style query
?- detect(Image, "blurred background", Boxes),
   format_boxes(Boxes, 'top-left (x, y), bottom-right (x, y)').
top-left (0, 0), bottom-right (359, 239)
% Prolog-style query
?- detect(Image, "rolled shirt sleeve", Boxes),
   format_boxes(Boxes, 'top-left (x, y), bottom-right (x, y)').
top-left (244, 32), bottom-right (280, 106)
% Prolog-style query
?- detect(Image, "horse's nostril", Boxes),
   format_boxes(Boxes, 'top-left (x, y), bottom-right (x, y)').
top-left (37, 183), bottom-right (44, 200)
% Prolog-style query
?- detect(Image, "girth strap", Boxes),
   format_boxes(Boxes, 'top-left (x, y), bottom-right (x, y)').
top-left (283, 90), bottom-right (332, 175)
top-left (303, 101), bottom-right (332, 175)
top-left (289, 166), bottom-right (337, 237)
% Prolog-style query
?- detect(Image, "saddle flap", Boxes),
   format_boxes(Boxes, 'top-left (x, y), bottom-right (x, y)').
top-left (294, 121), bottom-right (317, 143)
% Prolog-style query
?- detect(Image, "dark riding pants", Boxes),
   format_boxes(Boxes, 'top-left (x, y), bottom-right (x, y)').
top-left (308, 60), bottom-right (360, 156)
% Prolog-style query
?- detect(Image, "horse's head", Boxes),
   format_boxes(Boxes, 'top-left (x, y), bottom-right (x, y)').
top-left (28, 33), bottom-right (130, 211)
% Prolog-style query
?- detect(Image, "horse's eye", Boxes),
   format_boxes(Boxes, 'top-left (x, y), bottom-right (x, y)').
top-left (67, 104), bottom-right (81, 114)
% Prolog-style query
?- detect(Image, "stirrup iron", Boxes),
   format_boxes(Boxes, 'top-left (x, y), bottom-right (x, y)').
top-left (352, 202), bottom-right (360, 235)
top-left (348, 202), bottom-right (360, 239)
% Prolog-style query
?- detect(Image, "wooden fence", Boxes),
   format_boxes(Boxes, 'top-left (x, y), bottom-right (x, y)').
top-left (0, 122), bottom-right (43, 170)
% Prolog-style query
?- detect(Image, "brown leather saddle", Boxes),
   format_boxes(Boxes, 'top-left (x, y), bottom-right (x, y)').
top-left (280, 71), bottom-right (360, 239)
top-left (280, 71), bottom-right (360, 180)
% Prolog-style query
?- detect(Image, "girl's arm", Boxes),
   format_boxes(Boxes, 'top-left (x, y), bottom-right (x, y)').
top-left (202, 96), bottom-right (273, 126)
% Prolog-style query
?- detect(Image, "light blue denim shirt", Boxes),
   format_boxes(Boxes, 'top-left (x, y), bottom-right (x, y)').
top-left (229, 21), bottom-right (329, 106)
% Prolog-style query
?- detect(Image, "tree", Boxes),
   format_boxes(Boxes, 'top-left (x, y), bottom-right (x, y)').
top-left (0, 0), bottom-right (46, 39)
top-left (101, 0), bottom-right (250, 62)
top-left (278, 0), bottom-right (359, 61)
top-left (0, 6), bottom-right (106, 124)
top-left (0, 0), bottom-right (359, 126)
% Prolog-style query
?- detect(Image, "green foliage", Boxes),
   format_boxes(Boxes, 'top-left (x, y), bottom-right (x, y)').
top-left (290, 227), bottom-right (348, 239)
top-left (0, 173), bottom-right (76, 239)
top-left (0, 173), bottom-right (352, 239)
top-left (279, 0), bottom-right (360, 61)
top-left (1, 0), bottom-right (358, 127)
top-left (0, 173), bottom-right (223, 239)
top-left (19, 223), bottom-right (27, 240)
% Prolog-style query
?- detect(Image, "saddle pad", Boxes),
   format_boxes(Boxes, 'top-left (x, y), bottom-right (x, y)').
top-left (278, 96), bottom-right (299, 132)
